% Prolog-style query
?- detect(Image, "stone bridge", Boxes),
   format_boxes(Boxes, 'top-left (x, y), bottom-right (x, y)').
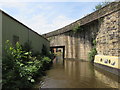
top-left (43, 2), bottom-right (120, 61)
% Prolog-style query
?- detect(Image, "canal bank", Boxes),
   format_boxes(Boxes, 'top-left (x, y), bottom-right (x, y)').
top-left (35, 59), bottom-right (119, 89)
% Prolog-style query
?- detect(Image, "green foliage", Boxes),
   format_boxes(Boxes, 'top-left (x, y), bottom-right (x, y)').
top-left (48, 37), bottom-right (54, 41)
top-left (72, 25), bottom-right (80, 33)
top-left (72, 24), bottom-right (84, 33)
top-left (88, 40), bottom-right (97, 62)
top-left (2, 40), bottom-right (53, 89)
top-left (92, 40), bottom-right (96, 46)
top-left (41, 44), bottom-right (48, 56)
top-left (94, 4), bottom-right (103, 10)
top-left (22, 41), bottom-right (33, 52)
top-left (48, 51), bottom-right (55, 60)
top-left (41, 57), bottom-right (52, 70)
top-left (88, 47), bottom-right (97, 62)
top-left (41, 45), bottom-right (55, 60)
top-left (94, 1), bottom-right (110, 11)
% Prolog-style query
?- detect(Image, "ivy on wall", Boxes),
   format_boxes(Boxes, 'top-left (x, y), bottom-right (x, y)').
top-left (72, 24), bottom-right (84, 33)
top-left (88, 40), bottom-right (97, 62)
top-left (48, 37), bottom-right (54, 41)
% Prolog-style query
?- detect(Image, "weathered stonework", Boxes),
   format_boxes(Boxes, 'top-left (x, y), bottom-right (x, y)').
top-left (96, 11), bottom-right (119, 56)
top-left (43, 2), bottom-right (120, 61)
top-left (46, 21), bottom-right (98, 60)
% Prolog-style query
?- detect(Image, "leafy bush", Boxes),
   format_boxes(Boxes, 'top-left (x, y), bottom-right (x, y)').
top-left (22, 41), bottom-right (33, 52)
top-left (2, 40), bottom-right (52, 89)
top-left (48, 51), bottom-right (55, 60)
top-left (88, 47), bottom-right (97, 62)
top-left (41, 44), bottom-right (48, 57)
top-left (3, 40), bottom-right (33, 89)
top-left (41, 57), bottom-right (52, 70)
top-left (41, 44), bottom-right (55, 60)
top-left (72, 25), bottom-right (80, 33)
top-left (88, 40), bottom-right (97, 62)
top-left (94, 1), bottom-right (110, 11)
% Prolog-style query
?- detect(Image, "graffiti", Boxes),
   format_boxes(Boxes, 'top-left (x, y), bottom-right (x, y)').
top-left (104, 59), bottom-right (108, 64)
top-left (111, 61), bottom-right (115, 66)
top-left (100, 58), bottom-right (115, 66)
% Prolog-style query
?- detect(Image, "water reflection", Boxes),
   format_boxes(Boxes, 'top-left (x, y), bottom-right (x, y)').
top-left (53, 55), bottom-right (63, 64)
top-left (94, 67), bottom-right (119, 88)
top-left (39, 59), bottom-right (119, 88)
top-left (64, 60), bottom-right (94, 82)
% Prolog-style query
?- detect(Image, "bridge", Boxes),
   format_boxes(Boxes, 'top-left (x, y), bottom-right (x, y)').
top-left (43, 2), bottom-right (120, 61)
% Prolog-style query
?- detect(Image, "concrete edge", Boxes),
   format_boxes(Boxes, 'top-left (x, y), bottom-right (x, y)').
top-left (94, 63), bottom-right (120, 76)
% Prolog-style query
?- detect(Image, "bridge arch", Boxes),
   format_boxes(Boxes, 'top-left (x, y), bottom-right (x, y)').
top-left (50, 46), bottom-right (65, 60)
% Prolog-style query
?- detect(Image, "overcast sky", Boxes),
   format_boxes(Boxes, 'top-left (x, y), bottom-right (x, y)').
top-left (0, 0), bottom-right (113, 34)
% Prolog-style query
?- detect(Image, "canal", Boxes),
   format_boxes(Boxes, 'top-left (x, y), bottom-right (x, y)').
top-left (35, 56), bottom-right (119, 88)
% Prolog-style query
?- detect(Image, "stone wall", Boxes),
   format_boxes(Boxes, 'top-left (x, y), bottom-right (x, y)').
top-left (48, 21), bottom-right (98, 60)
top-left (96, 11), bottom-right (119, 56)
top-left (43, 2), bottom-right (120, 60)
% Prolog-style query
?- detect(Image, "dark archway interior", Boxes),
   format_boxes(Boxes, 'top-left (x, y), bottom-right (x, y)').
top-left (50, 46), bottom-right (65, 60)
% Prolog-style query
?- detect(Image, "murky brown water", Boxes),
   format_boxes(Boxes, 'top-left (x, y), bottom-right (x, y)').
top-left (36, 57), bottom-right (119, 88)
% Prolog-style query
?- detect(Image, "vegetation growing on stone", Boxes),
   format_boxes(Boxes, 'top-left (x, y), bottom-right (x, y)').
top-left (48, 37), bottom-right (54, 41)
top-left (2, 40), bottom-right (53, 89)
top-left (94, 1), bottom-right (110, 11)
top-left (72, 25), bottom-right (83, 33)
top-left (88, 40), bottom-right (97, 62)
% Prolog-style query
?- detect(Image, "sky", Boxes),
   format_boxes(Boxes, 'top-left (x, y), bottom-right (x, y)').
top-left (0, 0), bottom-right (114, 34)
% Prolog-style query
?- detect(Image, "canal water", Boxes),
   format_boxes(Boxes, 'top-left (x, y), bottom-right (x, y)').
top-left (36, 56), bottom-right (119, 88)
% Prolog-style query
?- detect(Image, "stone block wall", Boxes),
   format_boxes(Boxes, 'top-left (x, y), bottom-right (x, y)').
top-left (96, 11), bottom-right (119, 56)
top-left (48, 21), bottom-right (98, 60)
